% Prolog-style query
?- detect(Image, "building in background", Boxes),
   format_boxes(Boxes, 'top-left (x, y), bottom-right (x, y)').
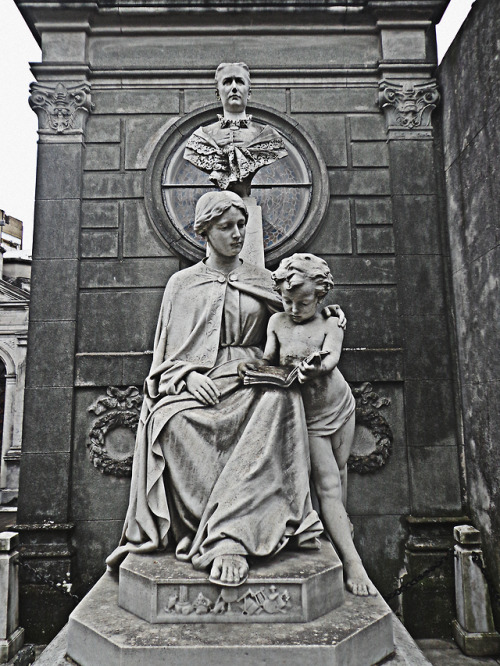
top-left (0, 209), bottom-right (30, 506)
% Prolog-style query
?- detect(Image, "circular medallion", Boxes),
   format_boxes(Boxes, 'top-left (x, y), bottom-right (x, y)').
top-left (145, 103), bottom-right (329, 265)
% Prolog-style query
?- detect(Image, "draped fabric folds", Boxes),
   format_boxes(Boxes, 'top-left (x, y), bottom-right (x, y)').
top-left (106, 260), bottom-right (322, 570)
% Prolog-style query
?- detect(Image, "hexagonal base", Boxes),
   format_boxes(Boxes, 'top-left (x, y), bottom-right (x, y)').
top-left (119, 539), bottom-right (344, 623)
top-left (67, 573), bottom-right (394, 666)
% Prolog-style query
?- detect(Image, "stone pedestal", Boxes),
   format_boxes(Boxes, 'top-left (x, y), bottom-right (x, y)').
top-left (239, 196), bottom-right (265, 268)
top-left (453, 525), bottom-right (500, 657)
top-left (119, 539), bottom-right (344, 624)
top-left (0, 532), bottom-right (24, 664)
top-left (67, 571), bottom-right (394, 666)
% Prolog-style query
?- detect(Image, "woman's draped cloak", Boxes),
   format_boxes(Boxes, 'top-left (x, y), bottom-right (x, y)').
top-left (106, 260), bottom-right (322, 570)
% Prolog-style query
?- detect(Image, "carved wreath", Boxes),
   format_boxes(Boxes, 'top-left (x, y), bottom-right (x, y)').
top-left (87, 386), bottom-right (142, 477)
top-left (348, 382), bottom-right (393, 474)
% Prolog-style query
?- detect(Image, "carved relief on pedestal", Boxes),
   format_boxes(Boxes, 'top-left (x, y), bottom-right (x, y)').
top-left (378, 79), bottom-right (440, 131)
top-left (163, 583), bottom-right (291, 618)
top-left (29, 82), bottom-right (94, 134)
top-left (348, 382), bottom-right (393, 473)
top-left (87, 387), bottom-right (142, 477)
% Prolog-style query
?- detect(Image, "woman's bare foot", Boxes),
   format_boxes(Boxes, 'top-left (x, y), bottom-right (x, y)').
top-left (344, 558), bottom-right (377, 596)
top-left (210, 554), bottom-right (248, 586)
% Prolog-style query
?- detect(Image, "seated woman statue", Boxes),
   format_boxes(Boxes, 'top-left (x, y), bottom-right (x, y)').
top-left (107, 190), bottom-right (340, 586)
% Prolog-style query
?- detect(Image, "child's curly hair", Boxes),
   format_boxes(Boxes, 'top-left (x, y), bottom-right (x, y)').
top-left (272, 253), bottom-right (334, 299)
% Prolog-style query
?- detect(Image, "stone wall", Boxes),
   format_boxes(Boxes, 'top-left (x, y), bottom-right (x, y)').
top-left (15, 0), bottom-right (464, 641)
top-left (439, 0), bottom-right (500, 626)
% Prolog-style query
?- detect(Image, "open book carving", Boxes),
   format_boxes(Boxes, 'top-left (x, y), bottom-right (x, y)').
top-left (243, 351), bottom-right (329, 388)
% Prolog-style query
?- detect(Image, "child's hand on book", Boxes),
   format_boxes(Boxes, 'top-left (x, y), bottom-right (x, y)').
top-left (297, 356), bottom-right (324, 383)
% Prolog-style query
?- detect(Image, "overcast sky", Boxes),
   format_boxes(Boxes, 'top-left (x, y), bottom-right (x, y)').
top-left (0, 0), bottom-right (475, 254)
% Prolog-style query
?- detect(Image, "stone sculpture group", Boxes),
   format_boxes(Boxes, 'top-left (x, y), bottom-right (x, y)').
top-left (108, 62), bottom-right (376, 598)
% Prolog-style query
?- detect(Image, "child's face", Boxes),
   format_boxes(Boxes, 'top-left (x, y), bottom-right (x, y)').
top-left (281, 281), bottom-right (319, 324)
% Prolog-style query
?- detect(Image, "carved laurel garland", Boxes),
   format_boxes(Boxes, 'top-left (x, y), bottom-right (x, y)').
top-left (348, 382), bottom-right (393, 474)
top-left (87, 386), bottom-right (142, 477)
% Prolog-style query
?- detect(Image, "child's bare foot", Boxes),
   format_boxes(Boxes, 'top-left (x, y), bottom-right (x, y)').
top-left (344, 559), bottom-right (377, 596)
top-left (210, 555), bottom-right (248, 586)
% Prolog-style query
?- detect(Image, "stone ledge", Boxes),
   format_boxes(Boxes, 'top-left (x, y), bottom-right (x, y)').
top-left (67, 572), bottom-right (394, 666)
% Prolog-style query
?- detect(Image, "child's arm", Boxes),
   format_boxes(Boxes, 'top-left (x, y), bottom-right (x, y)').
top-left (238, 315), bottom-right (279, 378)
top-left (298, 318), bottom-right (344, 382)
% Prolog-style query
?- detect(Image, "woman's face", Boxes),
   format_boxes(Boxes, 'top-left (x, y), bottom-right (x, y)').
top-left (205, 206), bottom-right (247, 258)
top-left (216, 65), bottom-right (250, 114)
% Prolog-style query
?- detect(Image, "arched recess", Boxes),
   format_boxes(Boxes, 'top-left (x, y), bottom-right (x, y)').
top-left (0, 346), bottom-right (17, 490)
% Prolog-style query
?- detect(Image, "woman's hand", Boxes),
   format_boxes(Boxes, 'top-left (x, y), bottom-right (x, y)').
top-left (186, 371), bottom-right (220, 405)
top-left (321, 304), bottom-right (347, 330)
top-left (237, 359), bottom-right (266, 379)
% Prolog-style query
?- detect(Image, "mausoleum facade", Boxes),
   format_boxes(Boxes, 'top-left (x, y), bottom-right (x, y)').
top-left (14, 0), bottom-right (479, 644)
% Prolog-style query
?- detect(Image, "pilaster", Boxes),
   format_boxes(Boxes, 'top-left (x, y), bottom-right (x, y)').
top-left (17, 74), bottom-right (92, 641)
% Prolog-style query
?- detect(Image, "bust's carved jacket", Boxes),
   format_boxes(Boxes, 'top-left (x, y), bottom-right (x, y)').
top-left (184, 121), bottom-right (287, 189)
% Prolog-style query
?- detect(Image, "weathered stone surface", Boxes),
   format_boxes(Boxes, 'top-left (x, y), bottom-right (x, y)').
top-left (391, 195), bottom-right (441, 255)
top-left (292, 87), bottom-right (377, 113)
top-left (25, 321), bottom-right (76, 388)
top-left (85, 116), bottom-right (121, 144)
top-left (81, 231), bottom-right (119, 259)
top-left (403, 315), bottom-right (452, 380)
top-left (398, 255), bottom-right (445, 315)
top-left (33, 199), bottom-right (80, 259)
top-left (67, 572), bottom-right (394, 666)
top-left (408, 447), bottom-right (462, 515)
top-left (350, 115), bottom-right (387, 142)
top-left (17, 453), bottom-right (71, 522)
top-left (306, 199), bottom-right (352, 254)
top-left (329, 286), bottom-right (400, 349)
top-left (92, 90), bottom-right (180, 115)
top-left (29, 259), bottom-right (79, 322)
top-left (122, 201), bottom-right (175, 258)
top-left (72, 520), bottom-right (125, 593)
top-left (79, 258), bottom-right (179, 289)
top-left (89, 34), bottom-right (379, 72)
top-left (354, 198), bottom-right (392, 226)
top-left (78, 290), bottom-right (163, 353)
top-left (329, 169), bottom-right (391, 196)
top-left (124, 116), bottom-right (179, 170)
top-left (356, 227), bottom-right (394, 254)
top-left (81, 201), bottom-right (119, 229)
top-left (294, 114), bottom-right (347, 167)
top-left (324, 256), bottom-right (395, 285)
top-left (119, 541), bottom-right (344, 624)
top-left (35, 143), bottom-right (83, 200)
top-left (389, 141), bottom-right (436, 196)
top-left (82, 172), bottom-right (143, 199)
top-left (405, 380), bottom-right (457, 448)
top-left (84, 144), bottom-right (121, 171)
top-left (352, 142), bottom-right (389, 168)
top-left (22, 388), bottom-right (73, 453)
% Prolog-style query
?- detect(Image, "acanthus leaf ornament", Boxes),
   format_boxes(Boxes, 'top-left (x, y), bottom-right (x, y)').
top-left (378, 79), bottom-right (440, 131)
top-left (29, 81), bottom-right (94, 134)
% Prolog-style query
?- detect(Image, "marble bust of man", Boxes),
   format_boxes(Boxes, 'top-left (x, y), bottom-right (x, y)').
top-left (184, 62), bottom-right (288, 197)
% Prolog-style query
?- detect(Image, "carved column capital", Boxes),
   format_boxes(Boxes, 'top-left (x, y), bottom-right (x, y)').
top-left (378, 79), bottom-right (440, 133)
top-left (29, 81), bottom-right (94, 136)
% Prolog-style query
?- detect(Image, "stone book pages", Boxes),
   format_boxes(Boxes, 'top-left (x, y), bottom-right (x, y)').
top-left (243, 351), bottom-right (329, 387)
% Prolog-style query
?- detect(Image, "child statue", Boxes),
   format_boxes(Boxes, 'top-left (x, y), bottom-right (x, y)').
top-left (240, 253), bottom-right (377, 596)
top-left (184, 62), bottom-right (288, 197)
